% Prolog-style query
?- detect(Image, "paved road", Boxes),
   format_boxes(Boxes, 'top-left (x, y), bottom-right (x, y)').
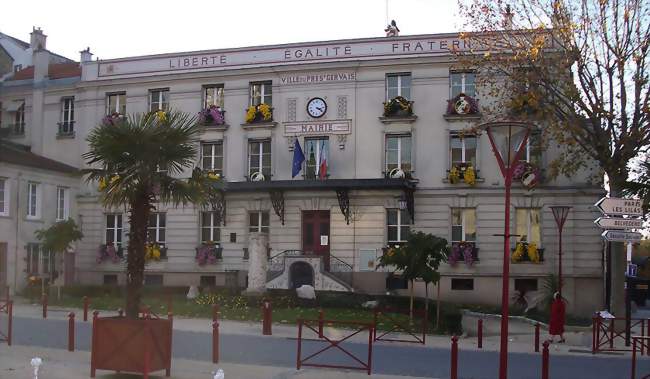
top-left (7, 315), bottom-right (650, 379)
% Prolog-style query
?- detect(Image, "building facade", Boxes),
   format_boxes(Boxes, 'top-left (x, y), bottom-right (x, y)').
top-left (0, 31), bottom-right (604, 316)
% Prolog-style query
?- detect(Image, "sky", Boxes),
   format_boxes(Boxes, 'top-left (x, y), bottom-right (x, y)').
top-left (1, 0), bottom-right (461, 61)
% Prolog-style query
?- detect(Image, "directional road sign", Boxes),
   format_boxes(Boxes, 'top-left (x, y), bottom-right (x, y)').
top-left (595, 197), bottom-right (643, 217)
top-left (601, 230), bottom-right (643, 243)
top-left (594, 217), bottom-right (644, 229)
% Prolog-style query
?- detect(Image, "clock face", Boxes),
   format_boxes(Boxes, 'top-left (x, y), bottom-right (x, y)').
top-left (307, 97), bottom-right (327, 118)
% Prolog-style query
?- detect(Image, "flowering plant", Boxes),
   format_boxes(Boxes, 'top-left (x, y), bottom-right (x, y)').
top-left (512, 241), bottom-right (541, 263)
top-left (145, 243), bottom-right (162, 262)
top-left (198, 105), bottom-right (225, 126)
top-left (97, 243), bottom-right (121, 263)
top-left (446, 93), bottom-right (480, 115)
top-left (383, 96), bottom-right (414, 117)
top-left (196, 242), bottom-right (222, 266)
top-left (449, 242), bottom-right (476, 266)
top-left (464, 165), bottom-right (476, 186)
top-left (448, 165), bottom-right (460, 184)
top-left (101, 112), bottom-right (125, 126)
top-left (245, 103), bottom-right (273, 123)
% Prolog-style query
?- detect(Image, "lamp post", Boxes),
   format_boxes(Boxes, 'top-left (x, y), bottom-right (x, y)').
top-left (483, 122), bottom-right (531, 379)
top-left (550, 206), bottom-right (571, 297)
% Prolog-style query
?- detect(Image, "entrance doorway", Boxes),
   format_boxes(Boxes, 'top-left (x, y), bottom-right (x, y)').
top-left (289, 261), bottom-right (314, 289)
top-left (302, 211), bottom-right (330, 270)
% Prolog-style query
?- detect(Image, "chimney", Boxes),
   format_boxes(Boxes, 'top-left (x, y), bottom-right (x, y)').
top-left (31, 27), bottom-right (49, 82)
top-left (80, 47), bottom-right (93, 63)
top-left (503, 5), bottom-right (514, 30)
top-left (30, 26), bottom-right (47, 51)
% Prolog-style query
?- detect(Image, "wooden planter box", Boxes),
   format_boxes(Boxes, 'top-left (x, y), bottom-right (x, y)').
top-left (91, 315), bottom-right (172, 378)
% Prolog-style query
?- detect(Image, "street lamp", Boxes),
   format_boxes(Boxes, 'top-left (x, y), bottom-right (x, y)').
top-left (550, 206), bottom-right (571, 297)
top-left (482, 121), bottom-right (531, 379)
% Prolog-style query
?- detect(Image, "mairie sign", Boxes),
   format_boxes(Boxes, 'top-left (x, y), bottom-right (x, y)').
top-left (595, 197), bottom-right (643, 217)
top-left (594, 217), bottom-right (644, 229)
top-left (601, 230), bottom-right (643, 243)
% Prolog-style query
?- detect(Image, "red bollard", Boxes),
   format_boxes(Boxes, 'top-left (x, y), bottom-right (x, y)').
top-left (535, 322), bottom-right (540, 352)
top-left (450, 335), bottom-right (459, 379)
top-left (262, 300), bottom-right (272, 335)
top-left (318, 309), bottom-right (324, 338)
top-left (477, 319), bottom-right (483, 349)
top-left (68, 312), bottom-right (75, 351)
top-left (42, 294), bottom-right (48, 319)
top-left (212, 304), bottom-right (219, 322)
top-left (83, 296), bottom-right (89, 322)
top-left (212, 320), bottom-right (220, 363)
top-left (542, 340), bottom-right (550, 379)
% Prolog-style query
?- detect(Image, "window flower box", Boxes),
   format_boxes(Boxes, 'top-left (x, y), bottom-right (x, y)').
top-left (384, 168), bottom-right (413, 180)
top-left (198, 105), bottom-right (226, 126)
top-left (195, 243), bottom-right (223, 266)
top-left (511, 242), bottom-right (544, 263)
top-left (447, 163), bottom-right (478, 185)
top-left (449, 242), bottom-right (479, 267)
top-left (383, 96), bottom-right (414, 118)
top-left (445, 93), bottom-right (480, 116)
top-left (145, 243), bottom-right (167, 262)
top-left (245, 104), bottom-right (273, 123)
top-left (97, 243), bottom-right (123, 264)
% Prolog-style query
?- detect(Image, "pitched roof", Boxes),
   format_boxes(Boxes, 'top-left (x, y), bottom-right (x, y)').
top-left (0, 31), bottom-right (73, 62)
top-left (0, 139), bottom-right (79, 174)
top-left (8, 62), bottom-right (81, 81)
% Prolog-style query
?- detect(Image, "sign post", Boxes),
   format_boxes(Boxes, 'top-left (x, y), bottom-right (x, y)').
top-left (594, 196), bottom-right (644, 347)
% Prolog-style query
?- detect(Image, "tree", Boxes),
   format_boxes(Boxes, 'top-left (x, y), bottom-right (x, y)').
top-left (625, 157), bottom-right (650, 216)
top-left (377, 231), bottom-right (449, 318)
top-left (457, 0), bottom-right (650, 315)
top-left (83, 111), bottom-right (219, 318)
top-left (35, 218), bottom-right (83, 299)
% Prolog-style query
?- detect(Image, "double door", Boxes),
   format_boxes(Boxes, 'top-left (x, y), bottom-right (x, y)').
top-left (302, 211), bottom-right (330, 270)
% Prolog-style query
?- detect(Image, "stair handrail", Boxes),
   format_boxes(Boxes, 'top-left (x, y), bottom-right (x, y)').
top-left (329, 253), bottom-right (353, 271)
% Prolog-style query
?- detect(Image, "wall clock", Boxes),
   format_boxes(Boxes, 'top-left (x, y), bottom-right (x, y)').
top-left (307, 97), bottom-right (327, 118)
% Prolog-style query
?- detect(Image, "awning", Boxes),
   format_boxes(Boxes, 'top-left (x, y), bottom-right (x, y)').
top-left (3, 101), bottom-right (24, 112)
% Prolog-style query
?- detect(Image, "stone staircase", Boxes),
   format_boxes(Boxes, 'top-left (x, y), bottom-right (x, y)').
top-left (266, 250), bottom-right (353, 292)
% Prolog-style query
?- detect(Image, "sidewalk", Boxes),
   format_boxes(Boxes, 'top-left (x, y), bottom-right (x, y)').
top-left (0, 344), bottom-right (434, 379)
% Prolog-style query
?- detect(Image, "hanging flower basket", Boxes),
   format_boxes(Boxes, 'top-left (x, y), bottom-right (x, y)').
top-left (245, 103), bottom-right (273, 123)
top-left (198, 105), bottom-right (225, 126)
top-left (97, 243), bottom-right (123, 264)
top-left (383, 96), bottom-right (414, 117)
top-left (446, 93), bottom-right (480, 115)
top-left (195, 243), bottom-right (223, 266)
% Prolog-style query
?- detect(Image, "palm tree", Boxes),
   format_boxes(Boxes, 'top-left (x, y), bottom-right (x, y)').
top-left (83, 111), bottom-right (219, 318)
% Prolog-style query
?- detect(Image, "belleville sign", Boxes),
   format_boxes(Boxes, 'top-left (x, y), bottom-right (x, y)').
top-left (97, 35), bottom-right (471, 77)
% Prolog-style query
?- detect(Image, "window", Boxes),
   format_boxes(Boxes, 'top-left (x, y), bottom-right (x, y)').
top-left (106, 93), bottom-right (126, 115)
top-left (147, 213), bottom-right (166, 246)
top-left (385, 134), bottom-right (412, 174)
top-left (14, 101), bottom-right (25, 135)
top-left (201, 142), bottom-right (223, 174)
top-left (200, 275), bottom-right (216, 287)
top-left (516, 208), bottom-right (541, 246)
top-left (203, 85), bottom-right (224, 108)
top-left (144, 274), bottom-right (163, 286)
top-left (304, 137), bottom-right (329, 179)
top-left (451, 278), bottom-right (474, 290)
top-left (149, 88), bottom-right (169, 112)
top-left (450, 71), bottom-right (476, 98)
top-left (26, 182), bottom-right (40, 219)
top-left (515, 278), bottom-right (539, 293)
top-left (451, 208), bottom-right (476, 244)
top-left (248, 139), bottom-right (271, 178)
top-left (249, 81), bottom-right (272, 106)
top-left (0, 178), bottom-right (8, 216)
top-left (59, 97), bottom-right (74, 135)
top-left (201, 211), bottom-right (221, 243)
top-left (106, 214), bottom-right (123, 247)
top-left (41, 249), bottom-right (55, 275)
top-left (103, 274), bottom-right (118, 285)
top-left (386, 73), bottom-right (411, 99)
top-left (249, 211), bottom-right (270, 234)
top-left (26, 244), bottom-right (40, 275)
top-left (387, 209), bottom-right (411, 246)
top-left (56, 187), bottom-right (69, 221)
top-left (450, 134), bottom-right (477, 167)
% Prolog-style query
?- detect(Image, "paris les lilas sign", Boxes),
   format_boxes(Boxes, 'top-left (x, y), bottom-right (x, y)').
top-left (97, 34), bottom-right (472, 77)
top-left (595, 197), bottom-right (643, 217)
top-left (594, 197), bottom-right (645, 243)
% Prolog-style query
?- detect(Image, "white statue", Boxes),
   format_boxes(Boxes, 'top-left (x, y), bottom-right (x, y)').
top-left (213, 368), bottom-right (224, 379)
top-left (296, 284), bottom-right (316, 300)
top-left (30, 357), bottom-right (42, 379)
top-left (186, 285), bottom-right (199, 300)
top-left (385, 20), bottom-right (400, 37)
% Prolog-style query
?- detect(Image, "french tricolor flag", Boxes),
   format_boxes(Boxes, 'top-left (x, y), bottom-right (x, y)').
top-left (318, 140), bottom-right (327, 180)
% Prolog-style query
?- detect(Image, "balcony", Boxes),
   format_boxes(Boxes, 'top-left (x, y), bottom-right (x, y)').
top-left (379, 96), bottom-right (417, 124)
top-left (57, 121), bottom-right (75, 138)
top-left (242, 104), bottom-right (277, 130)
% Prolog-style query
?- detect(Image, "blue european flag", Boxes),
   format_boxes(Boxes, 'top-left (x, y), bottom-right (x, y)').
top-left (292, 139), bottom-right (305, 178)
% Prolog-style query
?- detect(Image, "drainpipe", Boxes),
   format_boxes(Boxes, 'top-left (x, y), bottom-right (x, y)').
top-left (13, 173), bottom-right (22, 295)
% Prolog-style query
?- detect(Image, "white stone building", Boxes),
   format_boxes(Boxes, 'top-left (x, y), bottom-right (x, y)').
top-left (0, 30), bottom-right (604, 315)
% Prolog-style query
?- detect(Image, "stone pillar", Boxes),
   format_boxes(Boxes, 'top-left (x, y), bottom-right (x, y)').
top-left (246, 232), bottom-right (269, 294)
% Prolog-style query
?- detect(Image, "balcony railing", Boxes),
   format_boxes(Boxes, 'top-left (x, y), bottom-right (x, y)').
top-left (57, 121), bottom-right (75, 137)
top-left (8, 123), bottom-right (25, 136)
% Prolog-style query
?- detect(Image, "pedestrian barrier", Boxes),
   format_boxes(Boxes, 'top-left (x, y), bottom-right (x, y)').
top-left (630, 335), bottom-right (650, 379)
top-left (592, 314), bottom-right (650, 353)
top-left (0, 300), bottom-right (12, 345)
top-left (373, 307), bottom-right (427, 344)
top-left (262, 299), bottom-right (272, 335)
top-left (296, 318), bottom-right (374, 375)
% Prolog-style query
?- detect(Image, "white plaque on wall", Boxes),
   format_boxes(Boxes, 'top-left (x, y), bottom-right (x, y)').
top-left (284, 120), bottom-right (351, 136)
